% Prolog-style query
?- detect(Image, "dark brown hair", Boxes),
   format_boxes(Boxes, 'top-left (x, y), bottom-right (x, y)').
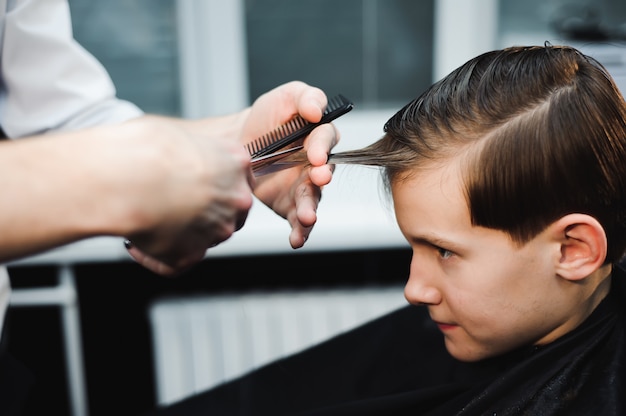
top-left (330, 44), bottom-right (626, 263)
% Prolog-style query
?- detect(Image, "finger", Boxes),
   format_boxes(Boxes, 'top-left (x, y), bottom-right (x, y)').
top-left (308, 164), bottom-right (334, 187)
top-left (125, 244), bottom-right (179, 276)
top-left (303, 123), bottom-right (338, 187)
top-left (292, 82), bottom-right (327, 123)
top-left (125, 241), bottom-right (207, 276)
top-left (288, 201), bottom-right (314, 249)
top-left (289, 223), bottom-right (313, 249)
top-left (288, 181), bottom-right (320, 248)
top-left (305, 123), bottom-right (340, 166)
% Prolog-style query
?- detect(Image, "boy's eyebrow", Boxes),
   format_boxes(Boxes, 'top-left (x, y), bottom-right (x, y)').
top-left (408, 232), bottom-right (462, 251)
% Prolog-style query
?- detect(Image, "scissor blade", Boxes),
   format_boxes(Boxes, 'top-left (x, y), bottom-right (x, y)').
top-left (251, 145), bottom-right (307, 177)
top-left (251, 149), bottom-right (361, 177)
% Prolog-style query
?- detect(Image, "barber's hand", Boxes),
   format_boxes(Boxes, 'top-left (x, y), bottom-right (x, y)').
top-left (122, 117), bottom-right (254, 276)
top-left (123, 81), bottom-right (339, 275)
top-left (241, 81), bottom-right (340, 248)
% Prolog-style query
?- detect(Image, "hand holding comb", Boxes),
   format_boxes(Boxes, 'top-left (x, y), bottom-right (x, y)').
top-left (247, 94), bottom-right (353, 176)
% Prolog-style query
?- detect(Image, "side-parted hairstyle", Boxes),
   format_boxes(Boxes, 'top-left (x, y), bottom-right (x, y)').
top-left (330, 44), bottom-right (626, 263)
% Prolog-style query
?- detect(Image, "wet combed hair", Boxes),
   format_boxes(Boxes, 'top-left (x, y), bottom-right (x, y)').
top-left (330, 44), bottom-right (626, 263)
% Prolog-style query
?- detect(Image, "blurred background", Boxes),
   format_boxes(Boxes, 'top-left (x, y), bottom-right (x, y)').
top-left (6, 0), bottom-right (626, 415)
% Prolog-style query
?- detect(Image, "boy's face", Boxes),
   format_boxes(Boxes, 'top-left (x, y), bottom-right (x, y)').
top-left (393, 161), bottom-right (585, 362)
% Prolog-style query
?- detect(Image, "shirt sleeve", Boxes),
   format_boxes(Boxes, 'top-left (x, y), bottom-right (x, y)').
top-left (0, 0), bottom-right (144, 138)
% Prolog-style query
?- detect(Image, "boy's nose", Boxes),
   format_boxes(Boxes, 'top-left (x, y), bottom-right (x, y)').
top-left (404, 270), bottom-right (442, 306)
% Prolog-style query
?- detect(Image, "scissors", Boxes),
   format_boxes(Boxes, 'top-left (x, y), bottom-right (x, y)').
top-left (246, 94), bottom-right (353, 176)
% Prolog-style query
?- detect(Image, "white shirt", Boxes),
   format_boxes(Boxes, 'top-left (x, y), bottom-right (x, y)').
top-left (0, 0), bottom-right (144, 338)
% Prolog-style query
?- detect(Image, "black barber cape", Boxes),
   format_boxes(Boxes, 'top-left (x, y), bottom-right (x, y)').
top-left (152, 265), bottom-right (626, 416)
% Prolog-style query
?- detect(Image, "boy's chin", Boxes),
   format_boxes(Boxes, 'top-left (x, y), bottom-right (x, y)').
top-left (444, 339), bottom-right (496, 362)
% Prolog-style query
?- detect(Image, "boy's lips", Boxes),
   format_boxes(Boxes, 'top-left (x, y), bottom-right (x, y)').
top-left (434, 321), bottom-right (458, 331)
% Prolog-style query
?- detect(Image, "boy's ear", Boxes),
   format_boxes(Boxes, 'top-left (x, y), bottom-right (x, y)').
top-left (550, 214), bottom-right (607, 281)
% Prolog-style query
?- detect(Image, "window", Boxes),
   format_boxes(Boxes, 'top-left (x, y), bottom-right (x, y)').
top-left (69, 0), bottom-right (181, 116)
top-left (69, 0), bottom-right (434, 119)
top-left (244, 0), bottom-right (434, 110)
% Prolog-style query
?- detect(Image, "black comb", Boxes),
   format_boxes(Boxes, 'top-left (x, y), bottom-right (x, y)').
top-left (245, 94), bottom-right (353, 159)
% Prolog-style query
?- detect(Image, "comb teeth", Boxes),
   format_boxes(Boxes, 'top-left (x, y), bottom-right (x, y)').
top-left (327, 94), bottom-right (345, 112)
top-left (245, 94), bottom-right (353, 159)
top-left (245, 116), bottom-right (307, 156)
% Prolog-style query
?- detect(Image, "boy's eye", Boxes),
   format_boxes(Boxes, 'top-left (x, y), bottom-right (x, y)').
top-left (436, 247), bottom-right (453, 259)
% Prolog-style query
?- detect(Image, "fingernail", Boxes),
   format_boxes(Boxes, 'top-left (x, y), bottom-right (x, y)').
top-left (124, 239), bottom-right (133, 249)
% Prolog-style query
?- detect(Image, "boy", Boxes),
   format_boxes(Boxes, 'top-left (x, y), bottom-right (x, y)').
top-left (151, 44), bottom-right (626, 415)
